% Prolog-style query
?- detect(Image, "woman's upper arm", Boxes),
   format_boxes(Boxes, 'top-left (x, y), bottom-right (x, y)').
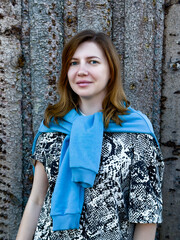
top-left (128, 134), bottom-right (164, 224)
top-left (30, 161), bottom-right (48, 206)
top-left (133, 223), bottom-right (157, 240)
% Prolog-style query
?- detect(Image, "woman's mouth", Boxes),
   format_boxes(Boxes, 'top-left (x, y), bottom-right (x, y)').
top-left (77, 81), bottom-right (92, 87)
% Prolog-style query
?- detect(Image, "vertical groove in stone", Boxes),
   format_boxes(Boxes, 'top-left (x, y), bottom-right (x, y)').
top-left (21, 0), bottom-right (34, 207)
top-left (64, 0), bottom-right (78, 44)
top-left (0, 1), bottom-right (23, 239)
top-left (152, 0), bottom-right (164, 139)
top-left (77, 0), bottom-right (112, 35)
top-left (29, 0), bottom-right (64, 133)
top-left (110, 0), bottom-right (125, 82)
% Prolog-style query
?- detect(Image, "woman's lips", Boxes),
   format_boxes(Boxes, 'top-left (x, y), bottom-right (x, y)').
top-left (76, 81), bottom-right (92, 87)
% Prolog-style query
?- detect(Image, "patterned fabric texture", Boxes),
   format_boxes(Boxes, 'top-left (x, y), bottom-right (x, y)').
top-left (31, 132), bottom-right (164, 240)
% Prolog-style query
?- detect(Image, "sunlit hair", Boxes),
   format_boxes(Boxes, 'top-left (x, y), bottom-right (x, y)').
top-left (44, 30), bottom-right (130, 128)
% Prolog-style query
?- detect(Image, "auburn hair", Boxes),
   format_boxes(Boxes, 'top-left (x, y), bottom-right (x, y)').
top-left (44, 30), bottom-right (130, 128)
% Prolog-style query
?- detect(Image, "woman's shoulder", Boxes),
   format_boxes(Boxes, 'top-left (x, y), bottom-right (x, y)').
top-left (104, 131), bottom-right (155, 142)
top-left (104, 132), bottom-right (162, 156)
top-left (31, 132), bottom-right (66, 166)
top-left (36, 132), bottom-right (66, 145)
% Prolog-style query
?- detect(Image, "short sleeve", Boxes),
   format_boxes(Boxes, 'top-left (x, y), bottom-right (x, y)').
top-left (30, 133), bottom-right (46, 167)
top-left (128, 134), bottom-right (164, 224)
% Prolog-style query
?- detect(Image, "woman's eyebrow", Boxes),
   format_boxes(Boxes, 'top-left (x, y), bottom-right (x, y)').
top-left (86, 56), bottom-right (101, 59)
top-left (71, 56), bottom-right (101, 60)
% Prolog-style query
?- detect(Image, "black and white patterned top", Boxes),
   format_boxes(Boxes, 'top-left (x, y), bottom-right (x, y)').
top-left (32, 132), bottom-right (164, 240)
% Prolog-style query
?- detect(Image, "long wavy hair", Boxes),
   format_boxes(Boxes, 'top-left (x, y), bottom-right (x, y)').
top-left (44, 30), bottom-right (130, 128)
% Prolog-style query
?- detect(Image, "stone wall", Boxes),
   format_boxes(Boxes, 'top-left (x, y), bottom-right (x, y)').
top-left (0, 0), bottom-right (23, 238)
top-left (160, 1), bottom-right (180, 239)
top-left (0, 0), bottom-right (179, 239)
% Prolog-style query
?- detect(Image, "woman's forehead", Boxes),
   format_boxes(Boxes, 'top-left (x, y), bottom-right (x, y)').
top-left (72, 41), bottom-right (106, 59)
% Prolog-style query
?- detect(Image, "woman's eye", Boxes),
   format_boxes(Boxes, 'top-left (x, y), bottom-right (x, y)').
top-left (70, 61), bottom-right (78, 66)
top-left (90, 60), bottom-right (98, 64)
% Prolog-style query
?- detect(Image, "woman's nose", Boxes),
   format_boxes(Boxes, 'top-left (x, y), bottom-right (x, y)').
top-left (77, 63), bottom-right (88, 76)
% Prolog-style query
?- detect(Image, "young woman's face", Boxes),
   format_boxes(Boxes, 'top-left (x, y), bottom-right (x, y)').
top-left (67, 41), bottom-right (110, 103)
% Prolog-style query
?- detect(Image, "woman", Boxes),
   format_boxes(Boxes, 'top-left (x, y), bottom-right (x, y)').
top-left (16, 30), bottom-right (164, 240)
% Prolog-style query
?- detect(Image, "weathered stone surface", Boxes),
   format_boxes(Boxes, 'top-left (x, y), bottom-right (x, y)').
top-left (160, 4), bottom-right (180, 240)
top-left (64, 0), bottom-right (78, 44)
top-left (29, 0), bottom-right (64, 133)
top-left (165, 0), bottom-right (180, 5)
top-left (124, 0), bottom-right (164, 140)
top-left (77, 0), bottom-right (112, 35)
top-left (152, 0), bottom-right (165, 139)
top-left (0, 1), bottom-right (23, 239)
top-left (110, 0), bottom-right (125, 82)
top-left (21, 0), bottom-right (34, 207)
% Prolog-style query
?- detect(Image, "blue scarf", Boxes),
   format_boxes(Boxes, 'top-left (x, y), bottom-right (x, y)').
top-left (32, 107), bottom-right (159, 231)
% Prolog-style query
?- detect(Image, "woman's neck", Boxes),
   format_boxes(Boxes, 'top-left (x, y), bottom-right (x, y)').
top-left (79, 98), bottom-right (103, 116)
